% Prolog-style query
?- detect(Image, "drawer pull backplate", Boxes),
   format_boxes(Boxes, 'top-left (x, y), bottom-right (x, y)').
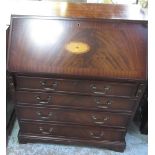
top-left (39, 127), bottom-right (53, 135)
top-left (35, 95), bottom-right (52, 104)
top-left (36, 111), bottom-right (53, 119)
top-left (89, 131), bottom-right (104, 139)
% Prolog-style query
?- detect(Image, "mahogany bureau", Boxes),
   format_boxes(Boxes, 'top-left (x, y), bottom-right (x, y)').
top-left (7, 3), bottom-right (147, 152)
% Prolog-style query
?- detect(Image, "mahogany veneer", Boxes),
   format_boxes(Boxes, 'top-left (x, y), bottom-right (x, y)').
top-left (16, 91), bottom-right (137, 112)
top-left (20, 121), bottom-right (126, 142)
top-left (16, 105), bottom-right (130, 128)
top-left (7, 3), bottom-right (147, 152)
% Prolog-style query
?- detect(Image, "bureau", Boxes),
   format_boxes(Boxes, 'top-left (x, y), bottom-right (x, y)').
top-left (7, 3), bottom-right (147, 152)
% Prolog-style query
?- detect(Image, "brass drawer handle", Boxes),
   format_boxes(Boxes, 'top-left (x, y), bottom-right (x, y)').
top-left (35, 95), bottom-right (52, 104)
top-left (96, 105), bottom-right (108, 109)
top-left (36, 111), bottom-right (53, 119)
top-left (90, 84), bottom-right (111, 95)
top-left (40, 81), bottom-right (57, 91)
top-left (39, 127), bottom-right (53, 135)
top-left (89, 131), bottom-right (104, 139)
top-left (91, 84), bottom-right (97, 90)
top-left (91, 115), bottom-right (109, 125)
top-left (94, 97), bottom-right (112, 109)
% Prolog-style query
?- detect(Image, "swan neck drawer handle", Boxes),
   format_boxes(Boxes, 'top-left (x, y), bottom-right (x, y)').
top-left (36, 111), bottom-right (53, 119)
top-left (35, 95), bottom-right (52, 104)
top-left (94, 97), bottom-right (112, 109)
top-left (39, 127), bottom-right (53, 135)
top-left (90, 84), bottom-right (111, 95)
top-left (89, 131), bottom-right (104, 139)
top-left (91, 115), bottom-right (109, 124)
top-left (40, 81), bottom-right (58, 91)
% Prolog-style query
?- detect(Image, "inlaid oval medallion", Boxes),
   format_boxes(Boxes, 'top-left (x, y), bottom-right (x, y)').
top-left (65, 42), bottom-right (90, 54)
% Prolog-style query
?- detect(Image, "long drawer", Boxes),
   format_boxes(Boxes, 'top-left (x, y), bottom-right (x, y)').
top-left (16, 106), bottom-right (131, 128)
top-left (20, 121), bottom-right (125, 141)
top-left (16, 76), bottom-right (138, 97)
top-left (16, 91), bottom-right (137, 112)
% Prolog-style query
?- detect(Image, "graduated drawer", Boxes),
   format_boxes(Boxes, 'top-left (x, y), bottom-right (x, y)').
top-left (16, 106), bottom-right (131, 128)
top-left (16, 91), bottom-right (137, 113)
top-left (20, 121), bottom-right (125, 141)
top-left (16, 76), bottom-right (138, 97)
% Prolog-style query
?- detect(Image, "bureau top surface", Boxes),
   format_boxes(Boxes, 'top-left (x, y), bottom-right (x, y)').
top-left (9, 3), bottom-right (147, 21)
top-left (7, 8), bottom-right (147, 80)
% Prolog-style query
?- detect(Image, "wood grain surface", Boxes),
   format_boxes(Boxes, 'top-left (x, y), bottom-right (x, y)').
top-left (9, 3), bottom-right (147, 21)
top-left (15, 76), bottom-right (139, 97)
top-left (16, 105), bottom-right (131, 128)
top-left (16, 91), bottom-right (137, 113)
top-left (20, 121), bottom-right (125, 141)
top-left (7, 16), bottom-right (147, 80)
top-left (7, 4), bottom-right (148, 152)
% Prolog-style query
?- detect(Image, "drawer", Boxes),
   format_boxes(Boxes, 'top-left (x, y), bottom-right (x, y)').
top-left (20, 121), bottom-right (125, 141)
top-left (16, 106), bottom-right (131, 128)
top-left (16, 91), bottom-right (137, 112)
top-left (16, 76), bottom-right (138, 97)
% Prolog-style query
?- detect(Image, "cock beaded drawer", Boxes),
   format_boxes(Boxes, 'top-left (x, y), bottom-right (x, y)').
top-left (7, 3), bottom-right (147, 152)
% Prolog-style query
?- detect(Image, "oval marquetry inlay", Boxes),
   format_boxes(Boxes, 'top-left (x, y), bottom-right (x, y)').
top-left (65, 42), bottom-right (90, 54)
